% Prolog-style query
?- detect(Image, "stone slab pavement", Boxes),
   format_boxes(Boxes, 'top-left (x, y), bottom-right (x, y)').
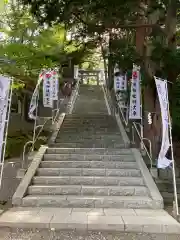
top-left (0, 208), bottom-right (180, 235)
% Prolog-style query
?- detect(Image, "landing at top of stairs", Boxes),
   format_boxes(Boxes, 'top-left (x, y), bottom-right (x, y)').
top-left (0, 207), bottom-right (180, 234)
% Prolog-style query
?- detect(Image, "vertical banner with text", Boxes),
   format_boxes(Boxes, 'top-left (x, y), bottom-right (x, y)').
top-left (43, 71), bottom-right (53, 108)
top-left (129, 65), bottom-right (141, 119)
top-left (28, 72), bottom-right (44, 119)
top-left (154, 77), bottom-right (172, 169)
top-left (0, 75), bottom-right (11, 162)
top-left (115, 73), bottom-right (128, 108)
top-left (51, 70), bottom-right (59, 101)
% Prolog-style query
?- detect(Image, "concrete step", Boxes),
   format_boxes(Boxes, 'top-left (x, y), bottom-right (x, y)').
top-left (27, 185), bottom-right (149, 196)
top-left (55, 138), bottom-right (123, 143)
top-left (21, 195), bottom-right (155, 208)
top-left (155, 179), bottom-right (180, 193)
top-left (36, 168), bottom-right (141, 177)
top-left (58, 132), bottom-right (122, 136)
top-left (33, 176), bottom-right (145, 186)
top-left (40, 161), bottom-right (138, 169)
top-left (50, 143), bottom-right (126, 148)
top-left (43, 153), bottom-right (135, 162)
top-left (60, 126), bottom-right (119, 134)
top-left (57, 133), bottom-right (123, 138)
top-left (161, 192), bottom-right (180, 204)
top-left (46, 148), bottom-right (132, 155)
top-left (60, 126), bottom-right (118, 130)
top-left (55, 135), bottom-right (123, 141)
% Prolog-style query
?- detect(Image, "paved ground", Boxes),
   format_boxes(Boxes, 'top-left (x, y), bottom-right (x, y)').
top-left (0, 160), bottom-right (21, 204)
top-left (0, 207), bottom-right (180, 235)
top-left (0, 229), bottom-right (180, 240)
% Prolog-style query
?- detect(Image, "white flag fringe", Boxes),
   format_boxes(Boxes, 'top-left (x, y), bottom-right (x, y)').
top-left (154, 77), bottom-right (172, 169)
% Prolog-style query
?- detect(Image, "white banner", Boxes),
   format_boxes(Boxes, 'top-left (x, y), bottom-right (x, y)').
top-left (74, 65), bottom-right (79, 79)
top-left (129, 65), bottom-right (141, 119)
top-left (155, 77), bottom-right (172, 169)
top-left (0, 75), bottom-right (11, 161)
top-left (28, 72), bottom-right (44, 119)
top-left (115, 73), bottom-right (127, 107)
top-left (51, 70), bottom-right (59, 100)
top-left (43, 71), bottom-right (53, 108)
top-left (114, 75), bottom-right (123, 92)
top-left (114, 65), bottom-right (120, 73)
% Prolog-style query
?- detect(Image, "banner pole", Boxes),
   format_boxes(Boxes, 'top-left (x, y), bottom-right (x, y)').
top-left (0, 78), bottom-right (13, 188)
top-left (165, 80), bottom-right (179, 217)
top-left (32, 86), bottom-right (40, 152)
top-left (140, 72), bottom-right (144, 150)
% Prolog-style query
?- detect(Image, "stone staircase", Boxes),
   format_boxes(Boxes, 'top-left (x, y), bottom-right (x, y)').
top-left (13, 112), bottom-right (162, 209)
top-left (23, 148), bottom-right (154, 208)
top-left (51, 114), bottom-right (126, 148)
top-left (1, 84), bottom-right (179, 236)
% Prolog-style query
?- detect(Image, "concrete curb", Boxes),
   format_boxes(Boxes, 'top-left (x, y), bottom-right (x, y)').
top-left (12, 146), bottom-right (48, 206)
top-left (102, 85), bottom-right (111, 115)
top-left (115, 113), bottom-right (130, 148)
top-left (48, 113), bottom-right (66, 145)
top-left (132, 148), bottom-right (164, 209)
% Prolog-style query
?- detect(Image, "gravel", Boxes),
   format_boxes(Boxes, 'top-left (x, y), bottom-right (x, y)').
top-left (0, 229), bottom-right (180, 240)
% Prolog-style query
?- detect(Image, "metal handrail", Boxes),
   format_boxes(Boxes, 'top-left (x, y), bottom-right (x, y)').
top-left (132, 122), bottom-right (153, 169)
top-left (104, 88), bottom-right (153, 169)
top-left (118, 102), bottom-right (128, 127)
top-left (22, 117), bottom-right (52, 169)
top-left (52, 98), bottom-right (65, 123)
top-left (68, 78), bottom-right (80, 114)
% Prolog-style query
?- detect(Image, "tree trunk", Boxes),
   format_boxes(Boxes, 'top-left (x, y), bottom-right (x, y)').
top-left (107, 31), bottom-right (113, 89)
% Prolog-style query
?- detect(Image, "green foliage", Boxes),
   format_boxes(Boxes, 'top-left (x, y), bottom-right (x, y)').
top-left (151, 41), bottom-right (180, 79)
top-left (5, 130), bottom-right (49, 159)
top-left (0, 2), bottom-right (93, 88)
top-left (171, 75), bottom-right (180, 140)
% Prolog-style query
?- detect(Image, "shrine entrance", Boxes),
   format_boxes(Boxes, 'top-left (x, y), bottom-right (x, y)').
top-left (79, 70), bottom-right (101, 85)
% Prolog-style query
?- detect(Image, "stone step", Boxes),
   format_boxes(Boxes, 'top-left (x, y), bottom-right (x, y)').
top-left (27, 185), bottom-right (149, 196)
top-left (55, 138), bottom-right (123, 143)
top-left (59, 131), bottom-right (122, 135)
top-left (62, 123), bottom-right (117, 127)
top-left (43, 153), bottom-right (135, 162)
top-left (33, 176), bottom-right (145, 186)
top-left (161, 192), bottom-right (180, 204)
top-left (55, 135), bottom-right (123, 140)
top-left (21, 195), bottom-right (155, 208)
top-left (64, 115), bottom-right (115, 119)
top-left (46, 148), bottom-right (132, 155)
top-left (40, 161), bottom-right (137, 169)
top-left (155, 179), bottom-right (180, 193)
top-left (57, 133), bottom-right (122, 138)
top-left (60, 127), bottom-right (118, 131)
top-left (50, 143), bottom-right (126, 148)
top-left (60, 125), bottom-right (118, 129)
top-left (36, 168), bottom-right (141, 177)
